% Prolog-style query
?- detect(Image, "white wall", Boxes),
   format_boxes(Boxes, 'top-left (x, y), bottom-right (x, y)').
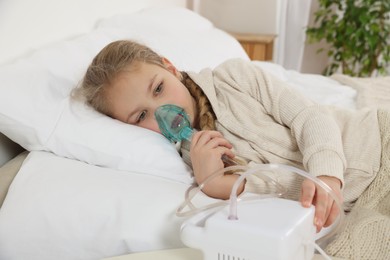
top-left (193, 0), bottom-right (285, 64)
top-left (0, 0), bottom-right (187, 65)
top-left (193, 0), bottom-right (280, 34)
top-left (193, 0), bottom-right (314, 72)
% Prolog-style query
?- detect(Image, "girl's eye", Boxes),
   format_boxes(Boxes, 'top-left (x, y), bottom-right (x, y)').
top-left (136, 110), bottom-right (147, 123)
top-left (154, 83), bottom-right (163, 95)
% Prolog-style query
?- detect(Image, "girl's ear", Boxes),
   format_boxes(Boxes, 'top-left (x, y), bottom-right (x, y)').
top-left (162, 57), bottom-right (181, 79)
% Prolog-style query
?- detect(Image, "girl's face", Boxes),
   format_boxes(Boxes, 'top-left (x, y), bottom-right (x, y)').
top-left (106, 58), bottom-right (197, 134)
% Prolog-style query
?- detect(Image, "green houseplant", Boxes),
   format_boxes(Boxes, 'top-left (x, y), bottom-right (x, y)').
top-left (306, 0), bottom-right (390, 77)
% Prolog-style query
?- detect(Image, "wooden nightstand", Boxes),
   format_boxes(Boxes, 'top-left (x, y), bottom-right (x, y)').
top-left (230, 33), bottom-right (275, 61)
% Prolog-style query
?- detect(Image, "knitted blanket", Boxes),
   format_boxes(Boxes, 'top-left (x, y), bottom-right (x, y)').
top-left (326, 75), bottom-right (390, 260)
top-left (331, 74), bottom-right (390, 109)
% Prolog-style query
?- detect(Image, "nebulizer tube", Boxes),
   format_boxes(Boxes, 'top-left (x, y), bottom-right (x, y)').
top-left (175, 164), bottom-right (287, 217)
top-left (155, 104), bottom-right (344, 248)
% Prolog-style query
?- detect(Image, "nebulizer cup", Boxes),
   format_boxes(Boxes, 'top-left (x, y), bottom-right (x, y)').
top-left (155, 104), bottom-right (344, 251)
top-left (155, 104), bottom-right (237, 166)
top-left (154, 104), bottom-right (193, 143)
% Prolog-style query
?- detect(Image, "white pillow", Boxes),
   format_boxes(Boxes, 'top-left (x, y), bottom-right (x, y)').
top-left (94, 7), bottom-right (249, 72)
top-left (0, 151), bottom-right (209, 260)
top-left (0, 7), bottom-right (249, 183)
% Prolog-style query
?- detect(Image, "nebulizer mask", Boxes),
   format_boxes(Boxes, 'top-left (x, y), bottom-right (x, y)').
top-left (155, 104), bottom-right (344, 260)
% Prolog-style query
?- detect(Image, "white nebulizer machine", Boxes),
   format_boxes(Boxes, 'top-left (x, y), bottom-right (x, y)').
top-left (155, 104), bottom-right (344, 260)
top-left (181, 197), bottom-right (316, 260)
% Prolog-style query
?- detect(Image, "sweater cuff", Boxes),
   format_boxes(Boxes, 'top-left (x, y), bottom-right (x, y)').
top-left (306, 150), bottom-right (345, 187)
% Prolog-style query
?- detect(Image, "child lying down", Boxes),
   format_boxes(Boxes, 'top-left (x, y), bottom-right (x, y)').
top-left (74, 40), bottom-right (390, 259)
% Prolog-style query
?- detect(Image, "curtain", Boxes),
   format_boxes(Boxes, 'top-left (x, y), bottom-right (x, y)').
top-left (278, 0), bottom-right (312, 71)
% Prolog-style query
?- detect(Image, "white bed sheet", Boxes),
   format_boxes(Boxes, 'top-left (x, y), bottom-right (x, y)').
top-left (0, 151), bottom-right (198, 260)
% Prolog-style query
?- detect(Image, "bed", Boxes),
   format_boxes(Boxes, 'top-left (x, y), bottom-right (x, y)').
top-left (0, 1), bottom-right (387, 260)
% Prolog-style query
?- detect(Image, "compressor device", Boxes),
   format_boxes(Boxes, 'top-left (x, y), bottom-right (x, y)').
top-left (181, 197), bottom-right (316, 260)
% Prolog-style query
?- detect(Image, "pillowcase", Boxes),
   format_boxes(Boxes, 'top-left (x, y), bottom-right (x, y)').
top-left (0, 7), bottom-right (249, 183)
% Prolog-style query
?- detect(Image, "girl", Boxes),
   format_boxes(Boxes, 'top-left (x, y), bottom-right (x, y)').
top-left (75, 40), bottom-right (389, 239)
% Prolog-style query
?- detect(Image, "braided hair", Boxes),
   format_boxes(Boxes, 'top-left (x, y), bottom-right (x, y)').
top-left (180, 72), bottom-right (216, 131)
top-left (180, 72), bottom-right (247, 166)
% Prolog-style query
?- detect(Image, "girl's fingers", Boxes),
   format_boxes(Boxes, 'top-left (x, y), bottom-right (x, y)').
top-left (324, 188), bottom-right (343, 227)
top-left (324, 201), bottom-right (339, 227)
top-left (301, 176), bottom-right (343, 232)
top-left (323, 192), bottom-right (334, 225)
top-left (190, 130), bottom-right (234, 165)
top-left (300, 179), bottom-right (316, 208)
top-left (205, 137), bottom-right (233, 150)
top-left (192, 131), bottom-right (232, 149)
top-left (313, 185), bottom-right (329, 232)
top-left (192, 130), bottom-right (221, 142)
top-left (216, 146), bottom-right (235, 159)
top-left (318, 176), bottom-right (343, 228)
top-left (192, 131), bottom-right (220, 146)
top-left (301, 179), bottom-right (332, 232)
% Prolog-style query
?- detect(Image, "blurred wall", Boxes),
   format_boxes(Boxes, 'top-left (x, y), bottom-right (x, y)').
top-left (193, 0), bottom-right (322, 73)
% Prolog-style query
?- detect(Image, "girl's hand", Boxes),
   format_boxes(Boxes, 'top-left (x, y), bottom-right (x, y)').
top-left (300, 176), bottom-right (343, 232)
top-left (189, 130), bottom-right (244, 200)
top-left (190, 130), bottom-right (235, 184)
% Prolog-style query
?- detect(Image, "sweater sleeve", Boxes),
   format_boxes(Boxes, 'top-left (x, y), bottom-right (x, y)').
top-left (215, 59), bottom-right (346, 185)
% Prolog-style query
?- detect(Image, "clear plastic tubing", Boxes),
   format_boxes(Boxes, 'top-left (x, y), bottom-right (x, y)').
top-left (177, 163), bottom-right (344, 246)
top-left (176, 165), bottom-right (287, 217)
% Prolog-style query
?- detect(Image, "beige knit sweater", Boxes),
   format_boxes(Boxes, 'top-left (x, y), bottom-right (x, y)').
top-left (181, 58), bottom-right (382, 210)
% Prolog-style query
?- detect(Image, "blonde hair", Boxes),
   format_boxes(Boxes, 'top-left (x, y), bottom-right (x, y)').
top-left (75, 40), bottom-right (165, 117)
top-left (75, 40), bottom-right (217, 130)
